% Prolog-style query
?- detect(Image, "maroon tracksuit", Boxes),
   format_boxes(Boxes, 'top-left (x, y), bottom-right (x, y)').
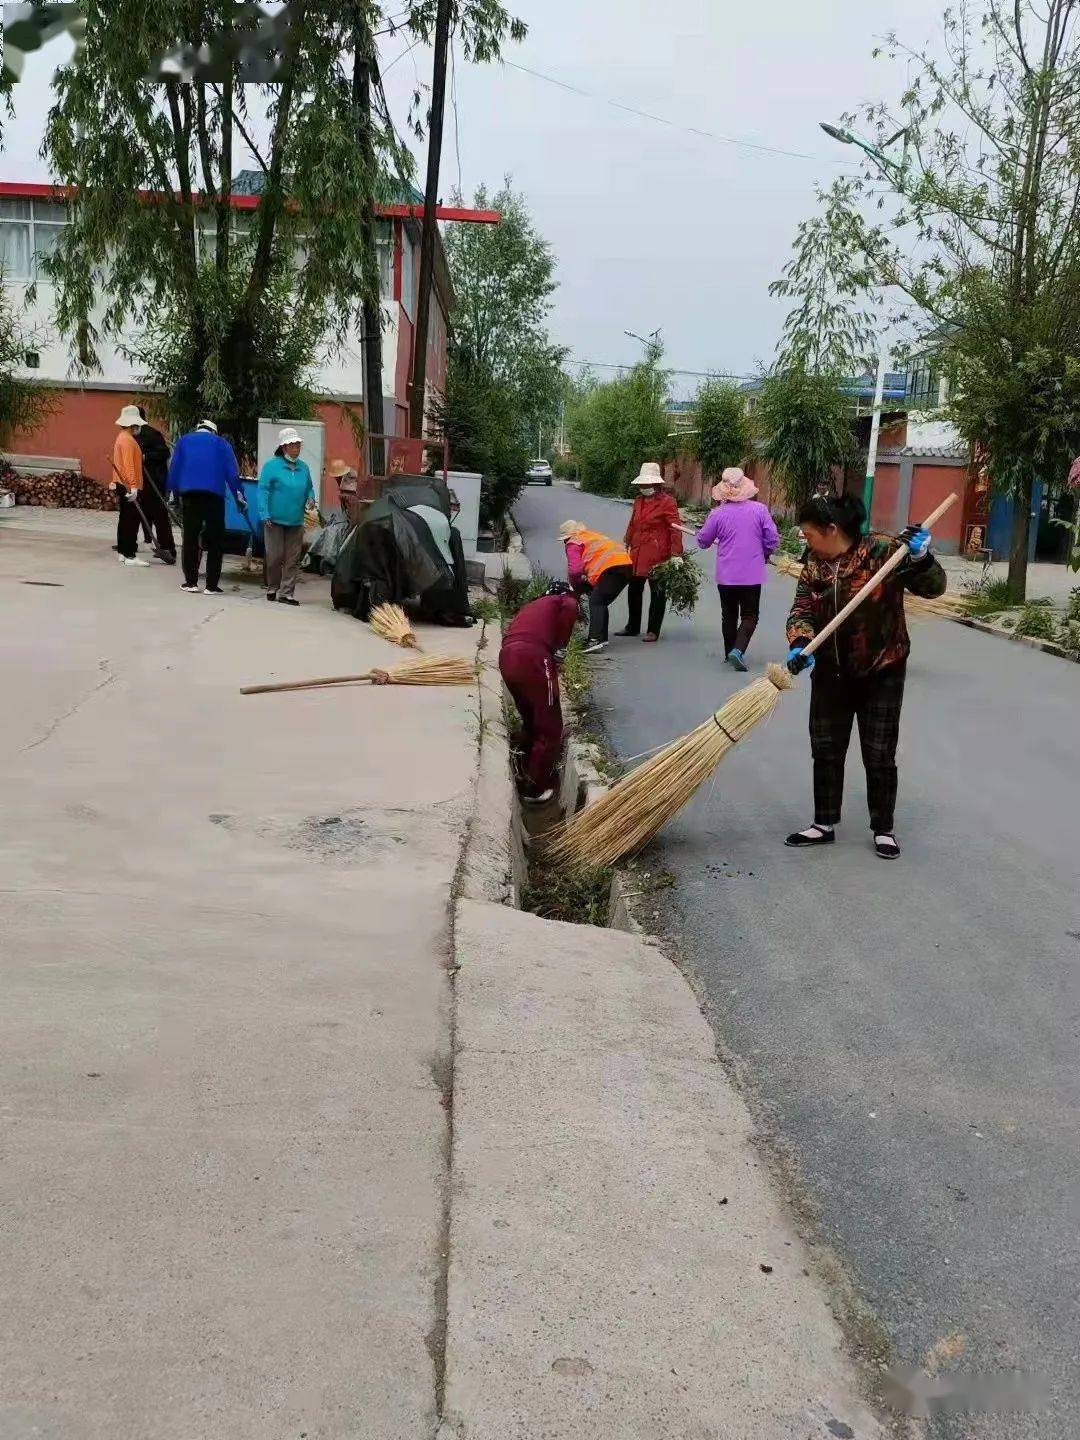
top-left (499, 593), bottom-right (580, 794)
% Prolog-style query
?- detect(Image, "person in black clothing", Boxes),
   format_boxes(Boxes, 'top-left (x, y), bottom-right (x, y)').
top-left (135, 407), bottom-right (177, 563)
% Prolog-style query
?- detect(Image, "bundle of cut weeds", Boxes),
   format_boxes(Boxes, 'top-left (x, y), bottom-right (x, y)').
top-left (369, 603), bottom-right (419, 649)
top-left (241, 654), bottom-right (475, 695)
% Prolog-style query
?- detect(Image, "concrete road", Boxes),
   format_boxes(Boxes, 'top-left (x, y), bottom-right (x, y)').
top-left (0, 528), bottom-right (480, 1439)
top-left (515, 482), bottom-right (1080, 1439)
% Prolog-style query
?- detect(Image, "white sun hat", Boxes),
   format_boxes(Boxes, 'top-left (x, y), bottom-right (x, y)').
top-left (197, 419), bottom-right (218, 434)
top-left (630, 461), bottom-right (664, 487)
top-left (115, 404), bottom-right (143, 428)
top-left (278, 427), bottom-right (303, 448)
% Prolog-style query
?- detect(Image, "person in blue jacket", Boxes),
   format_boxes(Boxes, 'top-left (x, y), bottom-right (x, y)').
top-left (167, 419), bottom-right (247, 595)
top-left (257, 427), bottom-right (316, 606)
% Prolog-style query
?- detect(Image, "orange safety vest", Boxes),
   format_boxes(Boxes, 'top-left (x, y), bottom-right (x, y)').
top-left (576, 528), bottom-right (632, 583)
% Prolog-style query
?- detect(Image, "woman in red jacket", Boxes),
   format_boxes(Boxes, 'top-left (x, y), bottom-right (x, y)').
top-left (619, 462), bottom-right (683, 642)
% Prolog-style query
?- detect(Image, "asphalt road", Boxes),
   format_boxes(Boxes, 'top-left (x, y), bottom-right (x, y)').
top-left (515, 482), bottom-right (1080, 1440)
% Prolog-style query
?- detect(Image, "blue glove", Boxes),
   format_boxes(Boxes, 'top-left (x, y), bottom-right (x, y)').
top-left (786, 642), bottom-right (815, 676)
top-left (900, 525), bottom-right (930, 558)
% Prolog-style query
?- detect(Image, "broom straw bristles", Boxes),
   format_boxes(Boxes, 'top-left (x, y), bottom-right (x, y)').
top-left (372, 655), bottom-right (476, 686)
top-left (369, 602), bottom-right (420, 649)
top-left (549, 663), bottom-right (794, 869)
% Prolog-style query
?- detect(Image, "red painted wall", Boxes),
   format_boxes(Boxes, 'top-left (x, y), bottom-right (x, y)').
top-left (10, 388), bottom-right (150, 488)
top-left (910, 465), bottom-right (965, 546)
top-left (313, 399), bottom-right (364, 509)
top-left (7, 389), bottom-right (366, 511)
top-left (870, 463), bottom-right (901, 531)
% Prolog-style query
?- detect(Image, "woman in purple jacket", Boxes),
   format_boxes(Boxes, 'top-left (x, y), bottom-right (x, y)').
top-left (695, 468), bottom-right (779, 670)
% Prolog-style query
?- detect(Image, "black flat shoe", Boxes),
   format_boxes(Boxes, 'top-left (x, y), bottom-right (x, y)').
top-left (785, 825), bottom-right (835, 848)
top-left (278, 596), bottom-right (300, 607)
top-left (616, 628), bottom-right (639, 637)
top-left (874, 834), bottom-right (901, 859)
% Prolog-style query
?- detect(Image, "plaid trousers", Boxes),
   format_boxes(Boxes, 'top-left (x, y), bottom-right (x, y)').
top-left (809, 664), bottom-right (906, 833)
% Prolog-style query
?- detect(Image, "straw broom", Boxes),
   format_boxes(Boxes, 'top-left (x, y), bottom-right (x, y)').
top-left (550, 494), bottom-right (958, 869)
top-left (241, 654), bottom-right (476, 695)
top-left (369, 602), bottom-right (420, 649)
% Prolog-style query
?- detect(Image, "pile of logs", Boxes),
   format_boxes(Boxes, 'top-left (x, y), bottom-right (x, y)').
top-left (2, 467), bottom-right (118, 512)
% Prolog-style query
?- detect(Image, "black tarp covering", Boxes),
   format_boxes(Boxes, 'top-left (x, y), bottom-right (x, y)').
top-left (330, 475), bottom-right (470, 621)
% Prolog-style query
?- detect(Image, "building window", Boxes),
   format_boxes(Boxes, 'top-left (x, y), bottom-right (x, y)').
top-left (0, 197), bottom-right (33, 280)
top-left (400, 229), bottom-right (415, 320)
top-left (0, 197), bottom-right (70, 281)
top-left (376, 220), bottom-right (392, 301)
top-left (907, 359), bottom-right (941, 409)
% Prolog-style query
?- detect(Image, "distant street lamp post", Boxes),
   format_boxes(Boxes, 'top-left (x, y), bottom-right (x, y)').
top-left (819, 121), bottom-right (908, 524)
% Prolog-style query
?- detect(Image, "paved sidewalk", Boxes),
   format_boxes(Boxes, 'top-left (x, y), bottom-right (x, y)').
top-left (0, 526), bottom-right (480, 1440)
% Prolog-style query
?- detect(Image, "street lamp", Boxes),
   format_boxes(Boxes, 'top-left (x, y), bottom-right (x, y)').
top-left (624, 328), bottom-right (661, 351)
top-left (819, 120), bottom-right (908, 527)
top-left (819, 121), bottom-right (907, 171)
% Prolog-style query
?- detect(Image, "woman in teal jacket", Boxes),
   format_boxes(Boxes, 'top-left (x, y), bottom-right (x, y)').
top-left (258, 427), bottom-right (315, 605)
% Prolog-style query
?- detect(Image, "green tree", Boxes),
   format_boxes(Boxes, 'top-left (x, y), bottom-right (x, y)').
top-left (430, 350), bottom-right (528, 527)
top-left (443, 180), bottom-right (566, 439)
top-left (756, 367), bottom-right (854, 509)
top-left (0, 291), bottom-right (55, 449)
top-left (38, 1), bottom-right (523, 460)
top-left (565, 344), bottom-right (670, 496)
top-left (691, 379), bottom-right (753, 480)
top-left (828, 0), bottom-right (1080, 597)
top-left (769, 179), bottom-right (877, 377)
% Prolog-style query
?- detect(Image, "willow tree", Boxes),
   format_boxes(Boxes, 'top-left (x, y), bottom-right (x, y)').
top-left (828, 0), bottom-right (1080, 598)
top-left (40, 1), bottom-right (523, 461)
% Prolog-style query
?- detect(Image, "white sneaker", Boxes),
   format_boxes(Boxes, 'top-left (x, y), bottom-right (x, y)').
top-left (582, 639), bottom-right (608, 654)
top-left (123, 557), bottom-right (150, 567)
top-left (180, 583), bottom-right (204, 594)
top-left (521, 788), bottom-right (556, 806)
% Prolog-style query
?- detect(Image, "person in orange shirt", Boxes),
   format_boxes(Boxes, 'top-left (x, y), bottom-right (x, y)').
top-left (559, 519), bottom-right (633, 653)
top-left (111, 404), bottom-right (150, 567)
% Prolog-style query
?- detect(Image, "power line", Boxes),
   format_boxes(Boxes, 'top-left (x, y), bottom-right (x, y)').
top-left (501, 59), bottom-right (851, 166)
top-left (567, 358), bottom-right (759, 380)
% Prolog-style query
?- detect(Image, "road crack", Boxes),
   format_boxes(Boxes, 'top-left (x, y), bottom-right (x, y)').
top-left (19, 661), bottom-right (115, 754)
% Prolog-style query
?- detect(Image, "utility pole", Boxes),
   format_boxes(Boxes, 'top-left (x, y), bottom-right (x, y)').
top-left (408, 0), bottom-right (451, 441)
top-left (352, 2), bottom-right (386, 485)
top-left (862, 346), bottom-right (888, 528)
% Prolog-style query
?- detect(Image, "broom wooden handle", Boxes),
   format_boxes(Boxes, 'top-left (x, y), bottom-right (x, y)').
top-left (241, 673), bottom-right (375, 695)
top-left (802, 493), bottom-right (958, 659)
top-left (671, 523), bottom-right (698, 536)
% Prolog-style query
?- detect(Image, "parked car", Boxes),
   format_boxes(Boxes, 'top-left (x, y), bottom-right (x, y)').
top-left (526, 460), bottom-right (553, 486)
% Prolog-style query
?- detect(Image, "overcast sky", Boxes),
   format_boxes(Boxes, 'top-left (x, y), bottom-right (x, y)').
top-left (1, 0), bottom-right (947, 395)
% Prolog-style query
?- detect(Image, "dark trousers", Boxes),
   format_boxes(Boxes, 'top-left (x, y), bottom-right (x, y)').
top-left (499, 641), bottom-right (563, 794)
top-left (586, 564), bottom-right (632, 642)
top-left (139, 478), bottom-right (176, 557)
top-left (717, 583), bottom-right (761, 656)
top-left (115, 490), bottom-right (144, 559)
top-left (809, 664), bottom-right (906, 834)
top-left (181, 491), bottom-right (226, 589)
top-left (625, 575), bottom-right (668, 636)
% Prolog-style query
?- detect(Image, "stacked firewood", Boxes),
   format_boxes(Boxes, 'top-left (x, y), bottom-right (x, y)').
top-left (3, 467), bottom-right (118, 511)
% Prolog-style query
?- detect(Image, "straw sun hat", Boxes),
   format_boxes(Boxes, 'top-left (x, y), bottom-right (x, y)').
top-left (559, 519), bottom-right (585, 538)
top-left (630, 461), bottom-right (664, 487)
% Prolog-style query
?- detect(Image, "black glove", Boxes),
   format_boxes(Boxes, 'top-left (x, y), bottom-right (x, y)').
top-left (786, 640), bottom-right (815, 675)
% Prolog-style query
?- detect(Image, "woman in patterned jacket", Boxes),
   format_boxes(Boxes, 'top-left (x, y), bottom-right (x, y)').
top-left (783, 492), bottom-right (947, 860)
